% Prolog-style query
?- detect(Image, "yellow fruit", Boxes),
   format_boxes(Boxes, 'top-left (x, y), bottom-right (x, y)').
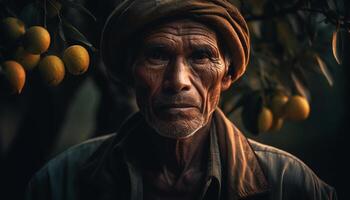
top-left (23, 26), bottom-right (51, 54)
top-left (270, 94), bottom-right (289, 118)
top-left (284, 95), bottom-right (310, 121)
top-left (14, 47), bottom-right (40, 70)
top-left (270, 117), bottom-right (284, 132)
top-left (258, 107), bottom-right (273, 133)
top-left (0, 17), bottom-right (25, 42)
top-left (38, 55), bottom-right (65, 86)
top-left (47, 0), bottom-right (62, 18)
top-left (2, 60), bottom-right (26, 94)
top-left (63, 45), bottom-right (90, 75)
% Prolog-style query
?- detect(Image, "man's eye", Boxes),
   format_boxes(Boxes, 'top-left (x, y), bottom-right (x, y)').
top-left (145, 50), bottom-right (169, 61)
top-left (191, 50), bottom-right (211, 62)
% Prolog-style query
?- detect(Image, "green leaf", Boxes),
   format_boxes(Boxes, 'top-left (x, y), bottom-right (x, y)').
top-left (276, 19), bottom-right (298, 56)
top-left (61, 0), bottom-right (97, 21)
top-left (291, 72), bottom-right (311, 102)
top-left (246, 0), bottom-right (266, 15)
top-left (58, 22), bottom-right (67, 42)
top-left (314, 54), bottom-right (334, 86)
top-left (332, 26), bottom-right (342, 65)
top-left (19, 3), bottom-right (42, 27)
top-left (62, 21), bottom-right (95, 50)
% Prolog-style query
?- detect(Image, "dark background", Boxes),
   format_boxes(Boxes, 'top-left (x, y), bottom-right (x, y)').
top-left (0, 0), bottom-right (348, 199)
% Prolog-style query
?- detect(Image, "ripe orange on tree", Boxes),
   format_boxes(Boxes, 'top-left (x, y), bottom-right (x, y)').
top-left (1, 60), bottom-right (26, 94)
top-left (38, 55), bottom-right (65, 86)
top-left (13, 47), bottom-right (40, 71)
top-left (284, 95), bottom-right (310, 121)
top-left (258, 107), bottom-right (273, 133)
top-left (63, 45), bottom-right (90, 75)
top-left (0, 17), bottom-right (25, 44)
top-left (23, 26), bottom-right (51, 54)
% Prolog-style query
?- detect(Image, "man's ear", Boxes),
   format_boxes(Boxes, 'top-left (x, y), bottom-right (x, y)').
top-left (221, 74), bottom-right (233, 91)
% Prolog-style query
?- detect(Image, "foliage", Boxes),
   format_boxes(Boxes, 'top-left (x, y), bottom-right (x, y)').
top-left (0, 0), bottom-right (348, 135)
top-left (0, 0), bottom-right (94, 92)
top-left (221, 0), bottom-right (349, 134)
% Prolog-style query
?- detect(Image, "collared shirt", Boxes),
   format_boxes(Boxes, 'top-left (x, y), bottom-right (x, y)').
top-left (200, 121), bottom-right (222, 200)
top-left (110, 116), bottom-right (223, 200)
top-left (26, 110), bottom-right (337, 200)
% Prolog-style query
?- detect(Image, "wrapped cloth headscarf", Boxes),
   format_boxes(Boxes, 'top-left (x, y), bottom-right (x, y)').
top-left (101, 0), bottom-right (250, 83)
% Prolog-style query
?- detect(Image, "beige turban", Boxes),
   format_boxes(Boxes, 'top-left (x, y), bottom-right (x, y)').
top-left (101, 0), bottom-right (250, 83)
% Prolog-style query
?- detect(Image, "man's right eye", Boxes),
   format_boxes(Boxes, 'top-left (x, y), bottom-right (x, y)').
top-left (145, 49), bottom-right (170, 62)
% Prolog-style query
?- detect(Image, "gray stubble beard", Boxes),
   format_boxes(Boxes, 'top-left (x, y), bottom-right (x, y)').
top-left (147, 115), bottom-right (205, 139)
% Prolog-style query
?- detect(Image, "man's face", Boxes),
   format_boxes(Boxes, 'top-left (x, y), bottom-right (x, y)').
top-left (133, 20), bottom-right (232, 139)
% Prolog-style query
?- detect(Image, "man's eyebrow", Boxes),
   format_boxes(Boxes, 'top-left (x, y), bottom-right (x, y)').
top-left (143, 43), bottom-right (167, 49)
top-left (190, 43), bottom-right (219, 56)
top-left (142, 41), bottom-right (175, 52)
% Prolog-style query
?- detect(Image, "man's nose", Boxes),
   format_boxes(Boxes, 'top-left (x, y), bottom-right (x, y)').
top-left (162, 58), bottom-right (191, 93)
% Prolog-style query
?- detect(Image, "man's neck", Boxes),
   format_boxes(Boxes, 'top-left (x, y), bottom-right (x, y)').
top-left (149, 121), bottom-right (212, 176)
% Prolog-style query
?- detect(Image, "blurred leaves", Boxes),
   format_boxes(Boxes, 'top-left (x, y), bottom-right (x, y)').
top-left (58, 20), bottom-right (95, 50)
top-left (276, 19), bottom-right (298, 56)
top-left (314, 54), bottom-right (334, 86)
top-left (291, 71), bottom-right (311, 101)
top-left (332, 25), bottom-right (343, 64)
top-left (226, 0), bottom-right (348, 135)
top-left (0, 0), bottom-right (348, 135)
top-left (61, 0), bottom-right (96, 21)
top-left (19, 3), bottom-right (42, 27)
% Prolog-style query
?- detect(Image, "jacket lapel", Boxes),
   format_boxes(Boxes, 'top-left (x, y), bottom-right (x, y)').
top-left (79, 110), bottom-right (270, 200)
top-left (78, 113), bottom-right (144, 200)
top-left (213, 109), bottom-right (270, 200)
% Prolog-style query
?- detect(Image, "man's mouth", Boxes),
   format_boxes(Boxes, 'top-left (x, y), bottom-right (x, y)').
top-left (153, 95), bottom-right (201, 117)
top-left (155, 102), bottom-right (200, 117)
top-left (158, 103), bottom-right (197, 109)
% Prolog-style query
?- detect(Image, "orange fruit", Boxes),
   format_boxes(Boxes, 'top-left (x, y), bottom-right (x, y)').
top-left (23, 26), bottom-right (51, 54)
top-left (284, 95), bottom-right (310, 121)
top-left (258, 107), bottom-right (273, 133)
top-left (0, 17), bottom-right (25, 42)
top-left (63, 45), bottom-right (90, 75)
top-left (38, 55), bottom-right (65, 86)
top-left (14, 47), bottom-right (40, 70)
top-left (270, 94), bottom-right (289, 118)
top-left (270, 117), bottom-right (284, 132)
top-left (1, 60), bottom-right (26, 94)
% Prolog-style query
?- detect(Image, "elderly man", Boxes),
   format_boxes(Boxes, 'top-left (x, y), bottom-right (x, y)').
top-left (26, 0), bottom-right (336, 200)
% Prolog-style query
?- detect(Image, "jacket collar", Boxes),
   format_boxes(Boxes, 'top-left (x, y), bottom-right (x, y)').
top-left (213, 109), bottom-right (270, 199)
top-left (79, 110), bottom-right (270, 200)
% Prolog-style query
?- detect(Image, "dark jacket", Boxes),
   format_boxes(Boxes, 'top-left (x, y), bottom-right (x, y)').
top-left (26, 110), bottom-right (337, 200)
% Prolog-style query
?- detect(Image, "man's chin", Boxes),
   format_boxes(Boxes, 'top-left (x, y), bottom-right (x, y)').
top-left (148, 118), bottom-right (205, 139)
top-left (155, 107), bottom-right (200, 120)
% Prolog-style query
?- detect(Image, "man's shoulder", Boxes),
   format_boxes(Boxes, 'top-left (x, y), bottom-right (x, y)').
top-left (248, 138), bottom-right (306, 166)
top-left (248, 139), bottom-right (337, 200)
top-left (45, 134), bottom-right (114, 170)
top-left (26, 134), bottom-right (115, 199)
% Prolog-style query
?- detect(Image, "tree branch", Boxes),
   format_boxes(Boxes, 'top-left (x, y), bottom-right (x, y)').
top-left (245, 0), bottom-right (304, 21)
top-left (245, 0), bottom-right (349, 29)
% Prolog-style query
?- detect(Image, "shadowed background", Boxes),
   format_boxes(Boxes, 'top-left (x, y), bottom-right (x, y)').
top-left (0, 0), bottom-right (348, 199)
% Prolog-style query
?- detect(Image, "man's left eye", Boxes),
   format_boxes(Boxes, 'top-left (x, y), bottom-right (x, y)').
top-left (191, 50), bottom-right (211, 62)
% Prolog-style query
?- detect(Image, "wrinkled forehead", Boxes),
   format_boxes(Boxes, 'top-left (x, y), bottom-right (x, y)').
top-left (139, 19), bottom-right (223, 52)
top-left (144, 19), bottom-right (217, 39)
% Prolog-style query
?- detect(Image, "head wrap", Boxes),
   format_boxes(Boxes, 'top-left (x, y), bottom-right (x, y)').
top-left (101, 0), bottom-right (250, 83)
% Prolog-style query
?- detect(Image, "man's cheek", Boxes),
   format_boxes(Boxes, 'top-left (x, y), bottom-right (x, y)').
top-left (135, 68), bottom-right (161, 93)
top-left (201, 72), bottom-right (223, 114)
